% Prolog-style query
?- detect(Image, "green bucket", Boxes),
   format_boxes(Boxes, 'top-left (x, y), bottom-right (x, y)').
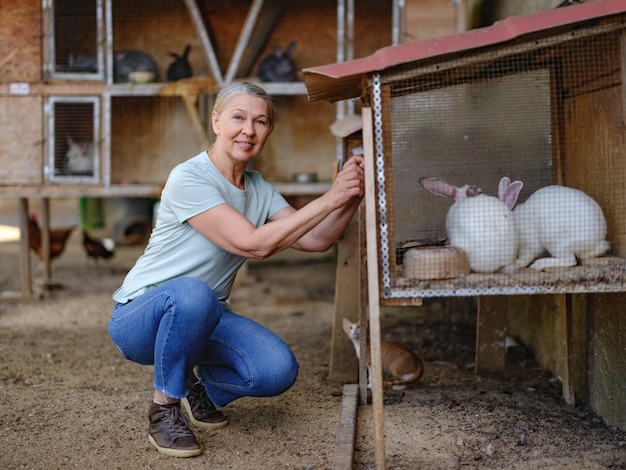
top-left (79, 197), bottom-right (105, 230)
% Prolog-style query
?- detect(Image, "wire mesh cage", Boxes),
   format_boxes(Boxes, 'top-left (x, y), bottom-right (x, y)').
top-left (368, 18), bottom-right (626, 300)
top-left (48, 0), bottom-right (104, 80)
top-left (46, 96), bottom-right (100, 183)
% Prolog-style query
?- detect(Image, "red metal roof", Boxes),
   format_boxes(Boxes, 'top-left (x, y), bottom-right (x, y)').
top-left (303, 0), bottom-right (626, 102)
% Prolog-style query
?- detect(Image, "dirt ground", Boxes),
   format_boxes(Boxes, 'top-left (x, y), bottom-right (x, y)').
top-left (1, 201), bottom-right (626, 469)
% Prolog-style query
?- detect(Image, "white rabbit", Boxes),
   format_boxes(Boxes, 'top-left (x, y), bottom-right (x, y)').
top-left (65, 136), bottom-right (94, 173)
top-left (419, 176), bottom-right (523, 274)
top-left (511, 185), bottom-right (609, 270)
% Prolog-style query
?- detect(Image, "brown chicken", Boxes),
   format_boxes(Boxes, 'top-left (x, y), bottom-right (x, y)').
top-left (82, 230), bottom-right (115, 261)
top-left (28, 213), bottom-right (76, 261)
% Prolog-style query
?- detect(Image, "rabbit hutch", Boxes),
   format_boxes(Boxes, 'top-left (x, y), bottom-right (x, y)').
top-left (0, 0), bottom-right (402, 299)
top-left (304, 0), bottom-right (626, 467)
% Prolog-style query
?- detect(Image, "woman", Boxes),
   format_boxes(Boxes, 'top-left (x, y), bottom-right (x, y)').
top-left (108, 81), bottom-right (364, 458)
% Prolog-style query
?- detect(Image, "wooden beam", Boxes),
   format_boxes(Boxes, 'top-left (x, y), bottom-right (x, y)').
top-left (332, 384), bottom-right (359, 470)
top-left (224, 0), bottom-right (265, 84)
top-left (621, 31), bottom-right (626, 139)
top-left (562, 294), bottom-right (576, 405)
top-left (183, 0), bottom-right (225, 86)
top-left (40, 198), bottom-right (52, 282)
top-left (475, 296), bottom-right (507, 376)
top-left (329, 214), bottom-right (360, 383)
top-left (362, 106), bottom-right (386, 470)
top-left (358, 202), bottom-right (369, 404)
top-left (18, 198), bottom-right (33, 299)
top-left (181, 94), bottom-right (210, 149)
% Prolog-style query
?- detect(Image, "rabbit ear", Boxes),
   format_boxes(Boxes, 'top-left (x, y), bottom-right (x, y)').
top-left (498, 176), bottom-right (511, 200)
top-left (285, 41), bottom-right (297, 56)
top-left (183, 44), bottom-right (191, 58)
top-left (419, 177), bottom-right (458, 199)
top-left (500, 180), bottom-right (523, 209)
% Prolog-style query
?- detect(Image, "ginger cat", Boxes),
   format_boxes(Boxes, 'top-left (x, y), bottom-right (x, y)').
top-left (342, 318), bottom-right (424, 390)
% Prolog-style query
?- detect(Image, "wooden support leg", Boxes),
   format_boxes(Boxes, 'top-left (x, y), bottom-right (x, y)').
top-left (332, 384), bottom-right (358, 470)
top-left (40, 198), bottom-right (52, 283)
top-left (18, 198), bottom-right (33, 299)
top-left (181, 94), bottom-right (210, 149)
top-left (362, 107), bottom-right (386, 470)
top-left (358, 203), bottom-right (369, 405)
top-left (475, 295), bottom-right (507, 376)
top-left (561, 294), bottom-right (576, 405)
top-left (328, 214), bottom-right (360, 383)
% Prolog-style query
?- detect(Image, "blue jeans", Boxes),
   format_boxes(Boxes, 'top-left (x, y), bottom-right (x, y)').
top-left (108, 277), bottom-right (299, 407)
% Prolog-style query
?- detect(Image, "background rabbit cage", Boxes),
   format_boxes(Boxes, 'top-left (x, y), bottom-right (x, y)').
top-left (366, 16), bottom-right (626, 301)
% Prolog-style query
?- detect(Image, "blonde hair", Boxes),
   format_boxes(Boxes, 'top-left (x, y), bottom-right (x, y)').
top-left (212, 81), bottom-right (275, 134)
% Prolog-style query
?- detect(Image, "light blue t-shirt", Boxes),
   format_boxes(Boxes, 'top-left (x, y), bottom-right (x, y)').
top-left (112, 151), bottom-right (290, 304)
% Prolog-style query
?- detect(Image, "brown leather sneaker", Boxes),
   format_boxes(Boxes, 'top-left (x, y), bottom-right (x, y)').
top-left (148, 402), bottom-right (203, 458)
top-left (181, 374), bottom-right (229, 429)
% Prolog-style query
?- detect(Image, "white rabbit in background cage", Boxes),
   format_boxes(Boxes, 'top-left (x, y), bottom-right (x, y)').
top-left (419, 176), bottom-right (523, 274)
top-left (65, 136), bottom-right (94, 173)
top-left (510, 185), bottom-right (610, 271)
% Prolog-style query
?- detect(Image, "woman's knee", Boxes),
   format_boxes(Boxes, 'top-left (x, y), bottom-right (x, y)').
top-left (166, 278), bottom-right (222, 324)
top-left (254, 344), bottom-right (299, 396)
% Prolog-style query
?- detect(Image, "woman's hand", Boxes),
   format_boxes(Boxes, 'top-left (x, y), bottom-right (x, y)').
top-left (326, 154), bottom-right (365, 209)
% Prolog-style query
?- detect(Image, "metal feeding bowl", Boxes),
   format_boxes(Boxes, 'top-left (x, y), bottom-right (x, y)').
top-left (128, 71), bottom-right (155, 84)
top-left (292, 172), bottom-right (318, 183)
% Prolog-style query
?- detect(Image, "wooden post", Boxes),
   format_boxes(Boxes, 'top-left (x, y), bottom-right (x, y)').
top-left (362, 107), bottom-right (386, 470)
top-left (332, 384), bottom-right (359, 470)
top-left (328, 213), bottom-right (360, 382)
top-left (561, 293), bottom-right (576, 405)
top-left (40, 198), bottom-right (52, 283)
top-left (475, 296), bottom-right (507, 376)
top-left (358, 202), bottom-right (369, 404)
top-left (18, 198), bottom-right (33, 299)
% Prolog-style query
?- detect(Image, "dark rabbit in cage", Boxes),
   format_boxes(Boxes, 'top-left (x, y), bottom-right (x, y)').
top-left (419, 176), bottom-right (523, 274)
top-left (114, 50), bottom-right (158, 83)
top-left (258, 41), bottom-right (298, 82)
top-left (166, 44), bottom-right (192, 81)
top-left (511, 185), bottom-right (610, 271)
top-left (66, 53), bottom-right (98, 73)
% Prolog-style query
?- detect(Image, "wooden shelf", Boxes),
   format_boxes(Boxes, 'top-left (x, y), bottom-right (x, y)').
top-left (108, 80), bottom-right (307, 97)
top-left (272, 181), bottom-right (331, 196)
top-left (0, 184), bottom-right (161, 199)
top-left (0, 79), bottom-right (307, 98)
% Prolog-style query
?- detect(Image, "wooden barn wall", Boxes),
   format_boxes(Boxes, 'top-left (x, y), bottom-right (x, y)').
top-left (509, 291), bottom-right (626, 431)
top-left (112, 1), bottom-right (202, 81)
top-left (561, 32), bottom-right (625, 258)
top-left (110, 97), bottom-right (203, 185)
top-left (508, 29), bottom-right (626, 431)
top-left (467, 0), bottom-right (600, 29)
top-left (256, 97), bottom-right (337, 182)
top-left (507, 295), bottom-right (569, 384)
top-left (109, 0), bottom-right (342, 183)
top-left (587, 293), bottom-right (626, 430)
top-left (0, 0), bottom-right (42, 186)
top-left (403, 0), bottom-right (458, 42)
top-left (0, 0), bottom-right (41, 83)
top-left (0, 96), bottom-right (43, 185)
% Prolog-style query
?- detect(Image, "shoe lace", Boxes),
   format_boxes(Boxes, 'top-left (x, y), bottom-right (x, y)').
top-left (158, 405), bottom-right (194, 439)
top-left (190, 380), bottom-right (216, 415)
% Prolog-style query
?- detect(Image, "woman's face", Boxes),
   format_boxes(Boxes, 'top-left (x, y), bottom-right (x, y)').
top-left (212, 94), bottom-right (272, 163)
